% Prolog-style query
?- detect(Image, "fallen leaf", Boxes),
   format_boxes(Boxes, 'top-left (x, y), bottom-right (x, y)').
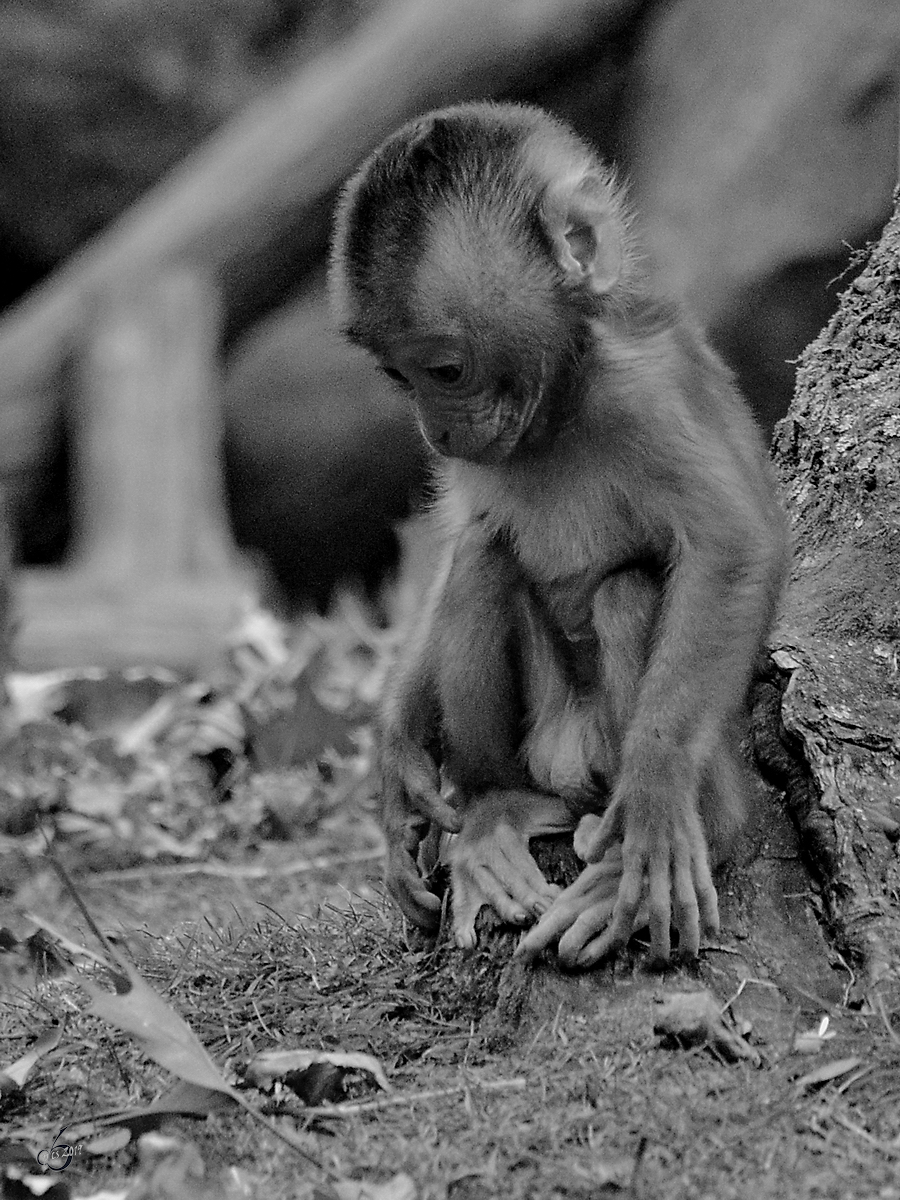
top-left (244, 679), bottom-right (355, 768)
top-left (332, 1172), bottom-right (417, 1200)
top-left (793, 1015), bottom-right (837, 1054)
top-left (653, 991), bottom-right (761, 1064)
top-left (0, 1165), bottom-right (74, 1197)
top-left (284, 1061), bottom-right (347, 1105)
top-left (67, 781), bottom-right (126, 819)
top-left (0, 1023), bottom-right (63, 1092)
top-left (794, 1057), bottom-right (863, 1091)
top-left (81, 962), bottom-right (232, 1095)
top-left (771, 650), bottom-right (802, 671)
top-left (245, 1049), bottom-right (391, 1094)
top-left (81, 1128), bottom-right (133, 1156)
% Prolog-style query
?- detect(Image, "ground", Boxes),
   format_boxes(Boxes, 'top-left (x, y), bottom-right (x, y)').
top-left (0, 593), bottom-right (898, 1200)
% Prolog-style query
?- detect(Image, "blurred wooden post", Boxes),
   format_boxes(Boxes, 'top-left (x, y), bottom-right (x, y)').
top-left (16, 268), bottom-right (256, 669)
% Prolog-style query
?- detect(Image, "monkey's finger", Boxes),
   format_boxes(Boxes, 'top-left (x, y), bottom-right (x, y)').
top-left (575, 898), bottom-right (650, 968)
top-left (572, 813), bottom-right (603, 857)
top-left (389, 875), bottom-right (442, 930)
top-left (402, 774), bottom-right (461, 832)
top-left (645, 849), bottom-right (673, 964)
top-left (556, 901), bottom-right (618, 968)
top-left (470, 865), bottom-right (532, 925)
top-left (693, 852), bottom-right (720, 939)
top-left (391, 751), bottom-right (461, 832)
top-left (595, 848), bottom-right (649, 959)
top-left (574, 804), bottom-right (623, 863)
top-left (515, 899), bottom-right (584, 960)
top-left (451, 867), bottom-right (533, 949)
top-left (574, 848), bottom-right (624, 886)
top-left (492, 832), bottom-right (561, 914)
top-left (671, 851), bottom-right (701, 960)
top-left (451, 887), bottom-right (483, 950)
top-left (386, 847), bottom-right (442, 929)
top-left (514, 851), bottom-right (625, 960)
top-left (420, 793), bottom-right (463, 834)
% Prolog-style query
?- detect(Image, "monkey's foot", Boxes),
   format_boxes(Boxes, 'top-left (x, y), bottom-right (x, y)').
top-left (516, 845), bottom-right (650, 969)
top-left (447, 789), bottom-right (573, 949)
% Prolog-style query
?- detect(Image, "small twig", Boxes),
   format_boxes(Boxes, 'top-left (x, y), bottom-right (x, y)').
top-left (630, 1135), bottom-right (649, 1197)
top-left (830, 950), bottom-right (856, 1007)
top-left (42, 832), bottom-right (128, 977)
top-left (874, 988), bottom-right (900, 1047)
top-left (300, 1077), bottom-right (527, 1118)
top-left (832, 1112), bottom-right (900, 1158)
top-left (719, 978), bottom-right (747, 1015)
top-left (87, 848), bottom-right (383, 882)
top-left (719, 976), bottom-right (779, 1017)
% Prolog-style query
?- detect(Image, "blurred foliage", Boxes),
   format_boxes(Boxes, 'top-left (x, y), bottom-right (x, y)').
top-left (0, 0), bottom-right (368, 274)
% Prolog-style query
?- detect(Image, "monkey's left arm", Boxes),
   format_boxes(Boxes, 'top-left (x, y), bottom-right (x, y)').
top-left (521, 465), bottom-right (787, 966)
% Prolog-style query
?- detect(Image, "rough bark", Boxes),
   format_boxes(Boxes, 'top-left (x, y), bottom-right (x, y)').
top-left (767, 193), bottom-right (900, 994)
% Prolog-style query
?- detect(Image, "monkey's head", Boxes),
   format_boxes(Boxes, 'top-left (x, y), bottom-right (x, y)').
top-left (330, 103), bottom-right (633, 465)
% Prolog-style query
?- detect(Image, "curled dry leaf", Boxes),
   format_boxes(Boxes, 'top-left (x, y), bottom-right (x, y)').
top-left (0, 1023), bottom-right (63, 1096)
top-left (333, 1171), bottom-right (417, 1200)
top-left (653, 990), bottom-right (761, 1064)
top-left (794, 1057), bottom-right (864, 1091)
top-left (793, 1015), bottom-right (837, 1054)
top-left (245, 1049), bottom-right (391, 1095)
top-left (82, 960), bottom-right (234, 1095)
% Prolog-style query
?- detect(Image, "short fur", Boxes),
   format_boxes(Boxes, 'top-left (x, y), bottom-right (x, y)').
top-left (330, 102), bottom-right (789, 964)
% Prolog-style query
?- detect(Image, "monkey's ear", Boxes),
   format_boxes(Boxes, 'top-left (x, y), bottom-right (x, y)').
top-left (545, 173), bottom-right (624, 296)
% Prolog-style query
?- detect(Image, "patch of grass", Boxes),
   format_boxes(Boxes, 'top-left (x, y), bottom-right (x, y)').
top-left (3, 892), bottom-right (900, 1199)
top-left (2, 603), bottom-right (899, 1197)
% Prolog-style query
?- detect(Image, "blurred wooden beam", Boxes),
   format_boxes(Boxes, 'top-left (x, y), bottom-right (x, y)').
top-left (16, 269), bottom-right (255, 669)
top-left (0, 0), bottom-right (640, 480)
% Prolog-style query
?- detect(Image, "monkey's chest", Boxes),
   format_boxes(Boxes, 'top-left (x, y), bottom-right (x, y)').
top-left (501, 492), bottom-right (645, 687)
top-left (527, 571), bottom-right (604, 692)
top-left (499, 475), bottom-right (643, 579)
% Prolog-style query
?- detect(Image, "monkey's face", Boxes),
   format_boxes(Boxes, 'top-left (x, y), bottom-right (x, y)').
top-left (331, 103), bottom-right (629, 465)
top-left (377, 209), bottom-right (583, 466)
top-left (381, 329), bottom-right (552, 465)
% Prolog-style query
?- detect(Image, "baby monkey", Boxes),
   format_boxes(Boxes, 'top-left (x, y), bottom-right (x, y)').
top-left (330, 102), bottom-right (789, 966)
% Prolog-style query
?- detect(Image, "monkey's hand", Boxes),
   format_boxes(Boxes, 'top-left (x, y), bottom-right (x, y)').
top-left (515, 845), bottom-right (650, 968)
top-left (448, 789), bottom-right (572, 949)
top-left (381, 735), bottom-right (463, 930)
top-left (573, 788), bottom-right (720, 963)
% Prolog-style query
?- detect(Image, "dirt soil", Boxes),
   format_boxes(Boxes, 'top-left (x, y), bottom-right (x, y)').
top-left (0, 607), bottom-right (897, 1200)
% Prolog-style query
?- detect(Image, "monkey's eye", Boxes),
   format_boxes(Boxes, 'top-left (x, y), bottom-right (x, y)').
top-left (382, 366), bottom-right (410, 386)
top-left (425, 363), bottom-right (464, 386)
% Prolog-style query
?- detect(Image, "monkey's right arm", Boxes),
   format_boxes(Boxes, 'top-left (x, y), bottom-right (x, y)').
top-left (382, 524), bottom-right (557, 933)
top-left (434, 531), bottom-right (573, 946)
top-left (379, 540), bottom-right (462, 928)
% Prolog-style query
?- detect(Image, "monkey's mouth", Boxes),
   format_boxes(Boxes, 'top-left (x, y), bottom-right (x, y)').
top-left (421, 392), bottom-right (538, 464)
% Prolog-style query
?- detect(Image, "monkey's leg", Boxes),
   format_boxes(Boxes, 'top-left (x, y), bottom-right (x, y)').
top-left (520, 568), bottom-right (725, 967)
top-left (447, 787), bottom-right (574, 949)
top-left (437, 539), bottom-right (575, 947)
top-left (379, 531), bottom-right (469, 930)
